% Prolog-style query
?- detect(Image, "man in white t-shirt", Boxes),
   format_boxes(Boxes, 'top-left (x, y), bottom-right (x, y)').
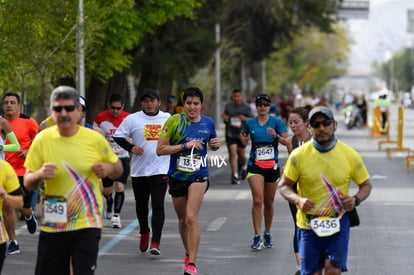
top-left (113, 89), bottom-right (170, 256)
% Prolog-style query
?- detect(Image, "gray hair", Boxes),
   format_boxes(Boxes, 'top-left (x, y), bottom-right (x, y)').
top-left (50, 86), bottom-right (80, 108)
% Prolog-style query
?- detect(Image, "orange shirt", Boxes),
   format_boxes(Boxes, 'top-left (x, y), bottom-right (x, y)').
top-left (5, 114), bottom-right (38, 176)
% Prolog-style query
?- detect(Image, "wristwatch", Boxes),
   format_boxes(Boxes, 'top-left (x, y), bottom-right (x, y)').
top-left (0, 145), bottom-right (3, 151)
top-left (353, 195), bottom-right (361, 207)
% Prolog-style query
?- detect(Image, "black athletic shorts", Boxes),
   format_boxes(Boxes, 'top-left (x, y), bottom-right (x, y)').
top-left (102, 158), bottom-right (130, 187)
top-left (225, 137), bottom-right (246, 148)
top-left (247, 166), bottom-right (280, 183)
top-left (168, 176), bottom-right (210, 197)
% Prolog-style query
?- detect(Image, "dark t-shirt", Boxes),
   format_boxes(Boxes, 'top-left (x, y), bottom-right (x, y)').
top-left (224, 102), bottom-right (253, 139)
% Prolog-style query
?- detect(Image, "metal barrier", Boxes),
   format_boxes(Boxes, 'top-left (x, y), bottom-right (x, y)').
top-left (369, 105), bottom-right (389, 140)
top-left (377, 106), bottom-right (411, 159)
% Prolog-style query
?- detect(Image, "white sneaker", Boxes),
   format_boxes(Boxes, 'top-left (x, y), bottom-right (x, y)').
top-left (111, 215), bottom-right (122, 228)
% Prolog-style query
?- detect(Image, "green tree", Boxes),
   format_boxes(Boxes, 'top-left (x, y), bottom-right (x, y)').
top-left (381, 49), bottom-right (413, 93)
top-left (266, 24), bottom-right (350, 95)
top-left (220, 0), bottom-right (341, 98)
top-left (0, 0), bottom-right (201, 120)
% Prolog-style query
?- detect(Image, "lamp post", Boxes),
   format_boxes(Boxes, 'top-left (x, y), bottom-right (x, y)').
top-left (76, 0), bottom-right (85, 97)
top-left (215, 23), bottom-right (222, 127)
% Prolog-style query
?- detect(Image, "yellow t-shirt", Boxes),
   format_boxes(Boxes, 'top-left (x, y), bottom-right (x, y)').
top-left (0, 161), bottom-right (20, 243)
top-left (24, 125), bottom-right (119, 233)
top-left (284, 140), bottom-right (370, 229)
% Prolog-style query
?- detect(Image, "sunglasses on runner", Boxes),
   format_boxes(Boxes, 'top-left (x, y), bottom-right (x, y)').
top-left (52, 105), bottom-right (76, 112)
top-left (110, 106), bottom-right (122, 110)
top-left (256, 101), bottom-right (271, 107)
top-left (310, 119), bottom-right (333, 128)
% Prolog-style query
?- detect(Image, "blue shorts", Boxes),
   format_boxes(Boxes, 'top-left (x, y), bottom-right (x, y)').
top-left (297, 213), bottom-right (350, 275)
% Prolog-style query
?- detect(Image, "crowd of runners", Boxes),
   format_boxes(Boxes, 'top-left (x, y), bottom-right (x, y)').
top-left (0, 87), bottom-right (371, 275)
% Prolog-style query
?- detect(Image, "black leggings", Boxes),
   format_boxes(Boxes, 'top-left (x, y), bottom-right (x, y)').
top-left (288, 202), bottom-right (299, 253)
top-left (288, 183), bottom-right (299, 253)
top-left (0, 242), bottom-right (6, 274)
top-left (131, 175), bottom-right (168, 243)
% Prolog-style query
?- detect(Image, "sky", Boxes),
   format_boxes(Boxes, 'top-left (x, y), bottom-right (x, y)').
top-left (347, 0), bottom-right (414, 73)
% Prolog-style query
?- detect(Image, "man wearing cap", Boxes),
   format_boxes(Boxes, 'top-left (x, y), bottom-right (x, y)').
top-left (222, 89), bottom-right (254, 185)
top-left (93, 94), bottom-right (130, 228)
top-left (113, 89), bottom-right (170, 255)
top-left (279, 106), bottom-right (372, 275)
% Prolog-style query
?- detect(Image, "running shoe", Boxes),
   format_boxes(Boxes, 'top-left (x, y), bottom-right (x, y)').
top-left (25, 213), bottom-right (38, 234)
top-left (111, 215), bottom-right (122, 228)
top-left (251, 235), bottom-right (262, 250)
top-left (182, 254), bottom-right (190, 273)
top-left (8, 240), bottom-right (20, 255)
top-left (263, 232), bottom-right (273, 248)
top-left (105, 211), bottom-right (113, 220)
top-left (231, 175), bottom-right (240, 185)
top-left (183, 264), bottom-right (197, 275)
top-left (294, 266), bottom-right (301, 275)
top-left (139, 231), bottom-right (150, 252)
top-left (149, 242), bottom-right (161, 255)
top-left (240, 169), bottom-right (248, 180)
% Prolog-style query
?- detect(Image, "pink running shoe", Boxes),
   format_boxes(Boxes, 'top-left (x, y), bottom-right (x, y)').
top-left (182, 254), bottom-right (189, 273)
top-left (183, 264), bottom-right (197, 275)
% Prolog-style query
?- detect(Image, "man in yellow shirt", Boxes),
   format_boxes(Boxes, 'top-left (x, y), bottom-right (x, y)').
top-left (24, 86), bottom-right (123, 275)
top-left (279, 106), bottom-right (372, 275)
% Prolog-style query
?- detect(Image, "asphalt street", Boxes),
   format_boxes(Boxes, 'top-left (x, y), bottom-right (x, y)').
top-left (3, 103), bottom-right (414, 275)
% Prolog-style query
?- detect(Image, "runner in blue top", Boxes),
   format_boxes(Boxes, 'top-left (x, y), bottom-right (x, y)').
top-left (157, 87), bottom-right (220, 275)
top-left (241, 93), bottom-right (288, 250)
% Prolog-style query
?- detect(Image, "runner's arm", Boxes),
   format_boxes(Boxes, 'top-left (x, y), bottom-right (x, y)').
top-left (0, 186), bottom-right (23, 209)
top-left (279, 173), bottom-right (314, 212)
top-left (24, 163), bottom-right (58, 191)
top-left (113, 137), bottom-right (134, 152)
top-left (2, 132), bottom-right (20, 152)
top-left (157, 136), bottom-right (186, 156)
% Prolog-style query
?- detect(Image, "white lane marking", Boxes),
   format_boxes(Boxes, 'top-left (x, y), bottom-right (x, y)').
top-left (235, 191), bottom-right (251, 200)
top-left (371, 174), bottom-right (387, 179)
top-left (206, 217), bottom-right (227, 232)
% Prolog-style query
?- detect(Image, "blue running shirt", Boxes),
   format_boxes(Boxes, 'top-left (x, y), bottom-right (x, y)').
top-left (160, 113), bottom-right (217, 181)
top-left (243, 116), bottom-right (287, 168)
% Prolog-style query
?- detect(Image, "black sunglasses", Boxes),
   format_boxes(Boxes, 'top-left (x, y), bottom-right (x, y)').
top-left (310, 119), bottom-right (333, 128)
top-left (110, 106), bottom-right (122, 110)
top-left (256, 102), bottom-right (271, 107)
top-left (52, 105), bottom-right (76, 112)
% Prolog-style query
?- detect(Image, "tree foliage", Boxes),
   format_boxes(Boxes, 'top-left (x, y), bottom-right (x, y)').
top-left (219, 0), bottom-right (342, 97)
top-left (0, 0), bottom-right (200, 119)
top-left (0, 0), bottom-right (351, 122)
top-left (380, 48), bottom-right (413, 92)
top-left (266, 23), bottom-right (350, 94)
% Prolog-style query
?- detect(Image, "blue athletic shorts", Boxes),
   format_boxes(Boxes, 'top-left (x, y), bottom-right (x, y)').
top-left (297, 213), bottom-right (350, 275)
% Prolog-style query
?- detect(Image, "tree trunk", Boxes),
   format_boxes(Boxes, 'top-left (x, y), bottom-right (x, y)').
top-left (86, 70), bottom-right (130, 123)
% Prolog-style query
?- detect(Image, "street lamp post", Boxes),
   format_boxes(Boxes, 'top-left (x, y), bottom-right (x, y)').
top-left (76, 0), bottom-right (85, 97)
top-left (215, 23), bottom-right (222, 128)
